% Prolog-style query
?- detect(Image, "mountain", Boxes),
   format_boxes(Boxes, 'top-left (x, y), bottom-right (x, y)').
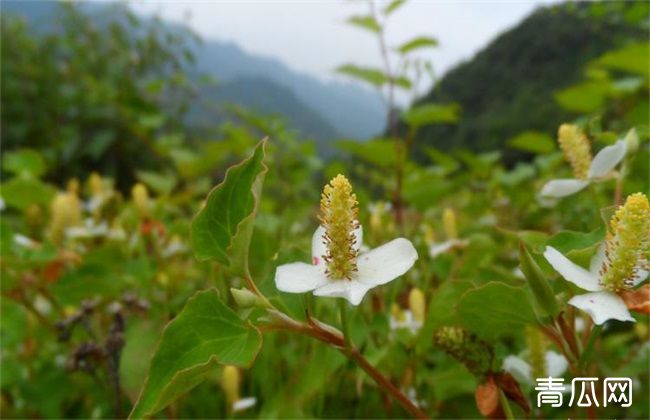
top-left (191, 77), bottom-right (342, 146)
top-left (1, 0), bottom-right (385, 141)
top-left (411, 2), bottom-right (646, 160)
top-left (194, 41), bottom-right (385, 140)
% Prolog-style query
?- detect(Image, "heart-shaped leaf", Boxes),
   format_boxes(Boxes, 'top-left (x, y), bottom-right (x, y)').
top-left (130, 289), bottom-right (262, 418)
top-left (191, 139), bottom-right (268, 275)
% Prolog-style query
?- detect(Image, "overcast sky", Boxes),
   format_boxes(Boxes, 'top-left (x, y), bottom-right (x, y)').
top-left (130, 0), bottom-right (558, 99)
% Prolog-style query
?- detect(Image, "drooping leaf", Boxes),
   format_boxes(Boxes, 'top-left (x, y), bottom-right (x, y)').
top-left (457, 282), bottom-right (538, 339)
top-left (346, 15), bottom-right (381, 33)
top-left (191, 139), bottom-right (268, 275)
top-left (597, 42), bottom-right (650, 79)
top-left (130, 289), bottom-right (262, 419)
top-left (397, 36), bottom-right (439, 54)
top-left (336, 64), bottom-right (388, 87)
top-left (507, 131), bottom-right (555, 154)
top-left (554, 81), bottom-right (608, 113)
top-left (402, 103), bottom-right (459, 129)
top-left (383, 0), bottom-right (406, 16)
top-left (2, 149), bottom-right (46, 178)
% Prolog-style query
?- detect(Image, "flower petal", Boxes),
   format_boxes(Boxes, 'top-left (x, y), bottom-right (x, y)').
top-left (588, 140), bottom-right (626, 179)
top-left (543, 246), bottom-right (601, 291)
top-left (232, 397), bottom-right (257, 412)
top-left (589, 243), bottom-right (606, 276)
top-left (313, 279), bottom-right (373, 306)
top-left (632, 267), bottom-right (649, 287)
top-left (311, 225), bottom-right (362, 267)
top-left (540, 179), bottom-right (589, 198)
top-left (357, 238), bottom-right (418, 286)
top-left (274, 262), bottom-right (328, 293)
top-left (502, 355), bottom-right (532, 384)
top-left (568, 291), bottom-right (635, 325)
top-left (429, 241), bottom-right (456, 258)
top-left (545, 351), bottom-right (568, 377)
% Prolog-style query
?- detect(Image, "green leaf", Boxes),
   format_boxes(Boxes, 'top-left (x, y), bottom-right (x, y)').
top-left (136, 170), bottom-right (178, 195)
top-left (547, 227), bottom-right (605, 254)
top-left (597, 42), bottom-right (650, 79)
top-left (130, 289), bottom-right (262, 419)
top-left (346, 15), bottom-right (381, 33)
top-left (0, 177), bottom-right (56, 210)
top-left (191, 139), bottom-right (268, 276)
top-left (402, 103), bottom-right (459, 128)
top-left (457, 282), bottom-right (537, 339)
top-left (2, 149), bottom-right (46, 178)
top-left (337, 139), bottom-right (397, 168)
top-left (507, 131), bottom-right (555, 154)
top-left (383, 0), bottom-right (406, 15)
top-left (397, 36), bottom-right (438, 54)
top-left (336, 64), bottom-right (388, 87)
top-left (554, 81), bottom-right (608, 113)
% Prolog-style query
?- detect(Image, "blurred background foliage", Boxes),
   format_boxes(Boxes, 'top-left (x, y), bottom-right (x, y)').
top-left (0, 0), bottom-right (649, 418)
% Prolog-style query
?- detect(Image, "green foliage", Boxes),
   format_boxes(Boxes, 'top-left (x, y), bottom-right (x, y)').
top-left (130, 289), bottom-right (262, 418)
top-left (191, 140), bottom-right (267, 274)
top-left (397, 36), bottom-right (439, 54)
top-left (336, 64), bottom-right (388, 87)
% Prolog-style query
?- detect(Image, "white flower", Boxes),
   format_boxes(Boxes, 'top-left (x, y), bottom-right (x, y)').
top-left (540, 139), bottom-right (626, 198)
top-left (232, 397), bottom-right (257, 412)
top-left (543, 245), bottom-right (647, 325)
top-left (503, 351), bottom-right (568, 385)
top-left (429, 238), bottom-right (468, 258)
top-left (389, 309), bottom-right (422, 334)
top-left (275, 225), bottom-right (418, 306)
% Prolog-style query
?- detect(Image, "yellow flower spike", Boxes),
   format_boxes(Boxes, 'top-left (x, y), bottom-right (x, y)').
top-left (391, 303), bottom-right (406, 322)
top-left (220, 365), bottom-right (240, 410)
top-left (442, 208), bottom-right (457, 240)
top-left (423, 224), bottom-right (436, 246)
top-left (48, 190), bottom-right (82, 245)
top-left (525, 326), bottom-right (547, 380)
top-left (408, 288), bottom-right (426, 323)
top-left (88, 172), bottom-right (104, 197)
top-left (319, 174), bottom-right (360, 280)
top-left (132, 183), bottom-right (150, 218)
top-left (601, 192), bottom-right (650, 292)
top-left (557, 124), bottom-right (592, 180)
top-left (67, 178), bottom-right (80, 194)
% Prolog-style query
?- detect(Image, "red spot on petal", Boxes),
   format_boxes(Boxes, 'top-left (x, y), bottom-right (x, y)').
top-left (312, 256), bottom-right (320, 265)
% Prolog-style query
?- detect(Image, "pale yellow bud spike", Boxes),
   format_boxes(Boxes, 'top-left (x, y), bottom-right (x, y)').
top-left (88, 172), bottom-right (104, 197)
top-left (408, 288), bottom-right (426, 323)
top-left (601, 192), bottom-right (650, 292)
top-left (319, 174), bottom-right (359, 280)
top-left (557, 124), bottom-right (592, 180)
top-left (220, 365), bottom-right (240, 410)
top-left (423, 224), bottom-right (436, 246)
top-left (49, 191), bottom-right (82, 245)
top-left (442, 208), bottom-right (457, 240)
top-left (132, 183), bottom-right (150, 218)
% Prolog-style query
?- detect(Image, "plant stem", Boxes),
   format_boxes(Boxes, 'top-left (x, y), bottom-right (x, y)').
top-left (344, 347), bottom-right (428, 419)
top-left (578, 324), bottom-right (603, 372)
top-left (499, 389), bottom-right (515, 420)
top-left (338, 299), bottom-right (351, 347)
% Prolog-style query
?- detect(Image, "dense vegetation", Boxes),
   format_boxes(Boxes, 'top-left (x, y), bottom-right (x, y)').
top-left (1, 1), bottom-right (648, 419)
top-left (413, 2), bottom-right (649, 161)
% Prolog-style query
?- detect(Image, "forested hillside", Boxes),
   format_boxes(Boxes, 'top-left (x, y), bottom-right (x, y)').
top-left (412, 2), bottom-right (647, 158)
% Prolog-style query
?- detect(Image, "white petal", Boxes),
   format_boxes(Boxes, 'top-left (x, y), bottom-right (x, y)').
top-left (540, 179), bottom-right (589, 198)
top-left (545, 351), bottom-right (568, 377)
top-left (313, 279), bottom-right (373, 306)
top-left (589, 243), bottom-right (607, 276)
top-left (429, 241), bottom-right (455, 258)
top-left (232, 397), bottom-right (257, 412)
top-left (357, 238), bottom-right (418, 286)
top-left (543, 246), bottom-right (601, 291)
top-left (274, 262), bottom-right (328, 293)
top-left (311, 225), bottom-right (362, 267)
top-left (568, 291), bottom-right (635, 325)
top-left (503, 355), bottom-right (532, 384)
top-left (588, 140), bottom-right (626, 179)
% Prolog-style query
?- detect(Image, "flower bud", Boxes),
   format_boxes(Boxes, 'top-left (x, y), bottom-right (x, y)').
top-left (231, 288), bottom-right (258, 308)
top-left (442, 208), bottom-right (458, 240)
top-left (220, 365), bottom-right (240, 410)
top-left (434, 326), bottom-right (499, 378)
top-left (408, 288), bottom-right (426, 323)
top-left (48, 190), bottom-right (82, 245)
top-left (624, 128), bottom-right (639, 156)
top-left (132, 183), bottom-right (150, 218)
top-left (525, 326), bottom-right (547, 380)
top-left (518, 242), bottom-right (559, 316)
